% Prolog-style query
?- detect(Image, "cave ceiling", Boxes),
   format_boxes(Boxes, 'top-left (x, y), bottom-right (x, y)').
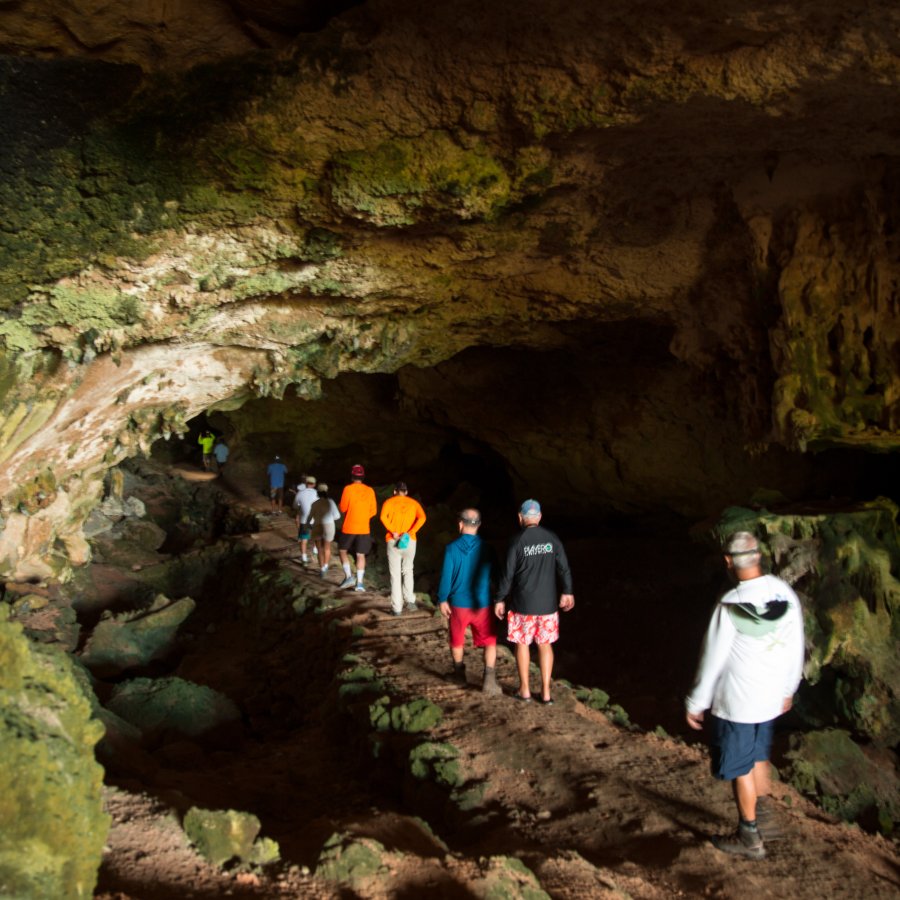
top-left (1, 0), bottom-right (900, 579)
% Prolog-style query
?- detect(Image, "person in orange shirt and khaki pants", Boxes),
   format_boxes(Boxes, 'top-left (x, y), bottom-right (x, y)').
top-left (380, 482), bottom-right (427, 615)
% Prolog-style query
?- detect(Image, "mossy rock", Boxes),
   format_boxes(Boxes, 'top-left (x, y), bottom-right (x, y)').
top-left (183, 807), bottom-right (280, 868)
top-left (785, 729), bottom-right (900, 834)
top-left (80, 594), bottom-right (195, 677)
top-left (481, 855), bottom-right (549, 900)
top-left (409, 742), bottom-right (463, 788)
top-left (575, 686), bottom-right (610, 711)
top-left (390, 697), bottom-right (443, 733)
top-left (713, 503), bottom-right (900, 745)
top-left (315, 832), bottom-right (387, 885)
top-left (106, 675), bottom-right (240, 741)
top-left (0, 613), bottom-right (108, 899)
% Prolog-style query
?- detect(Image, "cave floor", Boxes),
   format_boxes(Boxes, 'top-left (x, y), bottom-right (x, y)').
top-left (91, 468), bottom-right (899, 899)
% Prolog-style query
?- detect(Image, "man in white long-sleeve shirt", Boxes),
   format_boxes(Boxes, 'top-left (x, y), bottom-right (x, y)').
top-left (685, 531), bottom-right (804, 860)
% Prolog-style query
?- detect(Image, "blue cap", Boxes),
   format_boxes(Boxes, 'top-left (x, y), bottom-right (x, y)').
top-left (519, 499), bottom-right (541, 516)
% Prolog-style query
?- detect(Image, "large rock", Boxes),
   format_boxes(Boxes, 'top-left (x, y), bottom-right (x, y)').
top-left (80, 594), bottom-right (196, 677)
top-left (715, 502), bottom-right (900, 747)
top-left (0, 611), bottom-right (108, 899)
top-left (106, 675), bottom-right (241, 743)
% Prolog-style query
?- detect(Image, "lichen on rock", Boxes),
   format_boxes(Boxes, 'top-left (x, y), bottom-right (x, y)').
top-left (0, 610), bottom-right (108, 899)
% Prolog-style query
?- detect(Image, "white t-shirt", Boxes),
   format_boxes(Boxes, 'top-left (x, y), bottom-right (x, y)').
top-left (686, 574), bottom-right (805, 724)
top-left (293, 486), bottom-right (318, 520)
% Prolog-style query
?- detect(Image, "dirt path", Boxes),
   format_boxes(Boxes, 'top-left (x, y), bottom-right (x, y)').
top-left (95, 471), bottom-right (899, 898)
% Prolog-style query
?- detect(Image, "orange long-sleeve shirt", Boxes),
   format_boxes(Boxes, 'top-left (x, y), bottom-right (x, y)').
top-left (339, 482), bottom-right (377, 534)
top-left (379, 494), bottom-right (426, 542)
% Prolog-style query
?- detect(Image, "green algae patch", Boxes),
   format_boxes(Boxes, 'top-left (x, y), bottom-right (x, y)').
top-left (390, 697), bottom-right (443, 733)
top-left (107, 675), bottom-right (240, 742)
top-left (315, 832), bottom-right (388, 885)
top-left (183, 807), bottom-right (280, 868)
top-left (575, 686), bottom-right (610, 711)
top-left (328, 130), bottom-right (511, 226)
top-left (785, 729), bottom-right (900, 834)
top-left (482, 855), bottom-right (550, 900)
top-left (0, 613), bottom-right (108, 899)
top-left (408, 742), bottom-right (463, 789)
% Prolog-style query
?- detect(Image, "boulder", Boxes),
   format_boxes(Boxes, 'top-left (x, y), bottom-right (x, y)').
top-left (0, 611), bottom-right (108, 899)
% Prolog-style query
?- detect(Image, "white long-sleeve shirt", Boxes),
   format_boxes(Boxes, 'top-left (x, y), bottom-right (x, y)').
top-left (686, 574), bottom-right (805, 724)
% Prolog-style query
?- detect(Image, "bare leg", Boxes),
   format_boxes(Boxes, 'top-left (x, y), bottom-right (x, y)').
top-left (356, 552), bottom-right (366, 575)
top-left (752, 760), bottom-right (771, 800)
top-left (483, 644), bottom-right (497, 668)
top-left (451, 645), bottom-right (464, 664)
top-left (733, 771), bottom-right (758, 822)
top-left (515, 643), bottom-right (531, 698)
top-left (321, 540), bottom-right (332, 567)
top-left (339, 549), bottom-right (349, 567)
top-left (537, 642), bottom-right (554, 701)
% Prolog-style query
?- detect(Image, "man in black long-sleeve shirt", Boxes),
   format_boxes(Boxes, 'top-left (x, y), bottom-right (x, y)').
top-left (494, 499), bottom-right (575, 704)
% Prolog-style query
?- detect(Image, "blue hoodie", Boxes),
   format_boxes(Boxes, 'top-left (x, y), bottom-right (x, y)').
top-left (437, 534), bottom-right (495, 609)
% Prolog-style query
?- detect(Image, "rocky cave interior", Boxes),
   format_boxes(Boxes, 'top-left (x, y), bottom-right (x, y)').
top-left (1, 0), bottom-right (899, 897)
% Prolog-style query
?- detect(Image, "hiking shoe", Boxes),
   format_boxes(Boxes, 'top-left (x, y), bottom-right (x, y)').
top-left (390, 608), bottom-right (402, 616)
top-left (301, 555), bottom-right (309, 564)
top-left (405, 601), bottom-right (417, 611)
top-left (319, 568), bottom-right (328, 578)
top-left (354, 582), bottom-right (365, 592)
top-left (338, 576), bottom-right (354, 589)
top-left (481, 666), bottom-right (502, 696)
top-left (449, 663), bottom-right (467, 684)
top-left (712, 823), bottom-right (765, 860)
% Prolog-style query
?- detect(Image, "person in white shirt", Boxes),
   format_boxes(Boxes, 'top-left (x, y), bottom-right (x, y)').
top-left (293, 476), bottom-right (319, 563)
top-left (685, 531), bottom-right (805, 860)
top-left (305, 484), bottom-right (341, 577)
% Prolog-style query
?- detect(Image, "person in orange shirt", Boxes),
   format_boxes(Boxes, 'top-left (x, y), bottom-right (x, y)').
top-left (337, 464), bottom-right (378, 591)
top-left (380, 481), bottom-right (427, 615)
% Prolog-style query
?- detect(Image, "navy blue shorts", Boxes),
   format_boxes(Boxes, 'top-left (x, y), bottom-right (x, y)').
top-left (709, 715), bottom-right (775, 781)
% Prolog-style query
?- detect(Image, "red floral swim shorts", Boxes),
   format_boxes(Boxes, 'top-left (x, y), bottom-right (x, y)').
top-left (506, 611), bottom-right (559, 645)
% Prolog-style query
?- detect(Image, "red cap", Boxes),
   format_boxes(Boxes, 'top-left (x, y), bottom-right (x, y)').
top-left (351, 464), bottom-right (365, 477)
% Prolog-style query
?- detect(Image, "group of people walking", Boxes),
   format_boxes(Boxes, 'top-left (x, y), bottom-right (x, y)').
top-left (270, 457), bottom-right (805, 863)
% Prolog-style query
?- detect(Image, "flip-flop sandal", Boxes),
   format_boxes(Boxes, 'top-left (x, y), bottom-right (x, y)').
top-left (513, 693), bottom-right (533, 702)
top-left (539, 697), bottom-right (554, 705)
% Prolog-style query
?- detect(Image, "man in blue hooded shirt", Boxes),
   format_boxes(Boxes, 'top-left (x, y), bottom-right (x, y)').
top-left (437, 508), bottom-right (501, 695)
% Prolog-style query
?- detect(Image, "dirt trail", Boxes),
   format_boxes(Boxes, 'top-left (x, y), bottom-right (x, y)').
top-left (95, 473), bottom-right (899, 898)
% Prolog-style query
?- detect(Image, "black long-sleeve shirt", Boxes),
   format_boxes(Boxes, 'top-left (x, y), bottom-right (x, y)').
top-left (495, 524), bottom-right (573, 615)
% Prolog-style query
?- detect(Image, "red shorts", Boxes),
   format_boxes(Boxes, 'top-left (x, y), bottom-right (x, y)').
top-left (449, 606), bottom-right (496, 648)
top-left (507, 611), bottom-right (559, 645)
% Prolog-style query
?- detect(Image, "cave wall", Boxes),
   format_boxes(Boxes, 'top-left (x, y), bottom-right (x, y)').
top-left (1, 1), bottom-right (900, 577)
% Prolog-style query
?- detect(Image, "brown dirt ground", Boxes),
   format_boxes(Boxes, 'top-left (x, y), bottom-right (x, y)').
top-left (92, 470), bottom-right (900, 899)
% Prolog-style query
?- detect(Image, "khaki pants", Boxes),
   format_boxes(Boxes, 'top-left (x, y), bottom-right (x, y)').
top-left (386, 538), bottom-right (417, 613)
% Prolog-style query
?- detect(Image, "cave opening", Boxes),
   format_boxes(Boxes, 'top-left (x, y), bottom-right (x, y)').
top-left (146, 325), bottom-right (900, 735)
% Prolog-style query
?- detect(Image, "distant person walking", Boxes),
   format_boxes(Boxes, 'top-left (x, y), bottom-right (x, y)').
top-left (494, 499), bottom-right (574, 704)
top-left (198, 429), bottom-right (215, 470)
top-left (293, 475), bottom-right (319, 563)
top-left (267, 455), bottom-right (288, 514)
top-left (685, 531), bottom-right (805, 860)
top-left (338, 464), bottom-right (377, 591)
top-left (213, 439), bottom-right (229, 475)
top-left (306, 484), bottom-right (341, 577)
top-left (379, 482), bottom-right (427, 615)
top-left (437, 508), bottom-right (501, 695)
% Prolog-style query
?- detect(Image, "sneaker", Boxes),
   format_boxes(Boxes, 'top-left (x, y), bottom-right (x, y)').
top-left (301, 555), bottom-right (309, 564)
top-left (405, 601), bottom-right (417, 611)
top-left (390, 608), bottom-right (402, 616)
top-left (712, 823), bottom-right (765, 860)
top-left (355, 583), bottom-right (365, 592)
top-left (319, 568), bottom-right (328, 578)
top-left (338, 576), bottom-right (354, 589)
top-left (312, 546), bottom-right (318, 557)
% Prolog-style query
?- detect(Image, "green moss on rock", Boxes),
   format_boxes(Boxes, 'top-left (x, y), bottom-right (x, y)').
top-left (0, 612), bottom-right (108, 899)
top-left (183, 807), bottom-right (280, 868)
top-left (408, 742), bottom-right (463, 788)
top-left (315, 832), bottom-right (387, 884)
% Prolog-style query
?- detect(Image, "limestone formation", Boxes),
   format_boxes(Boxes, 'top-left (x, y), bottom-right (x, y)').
top-left (0, 612), bottom-right (108, 899)
top-left (0, 0), bottom-right (899, 578)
